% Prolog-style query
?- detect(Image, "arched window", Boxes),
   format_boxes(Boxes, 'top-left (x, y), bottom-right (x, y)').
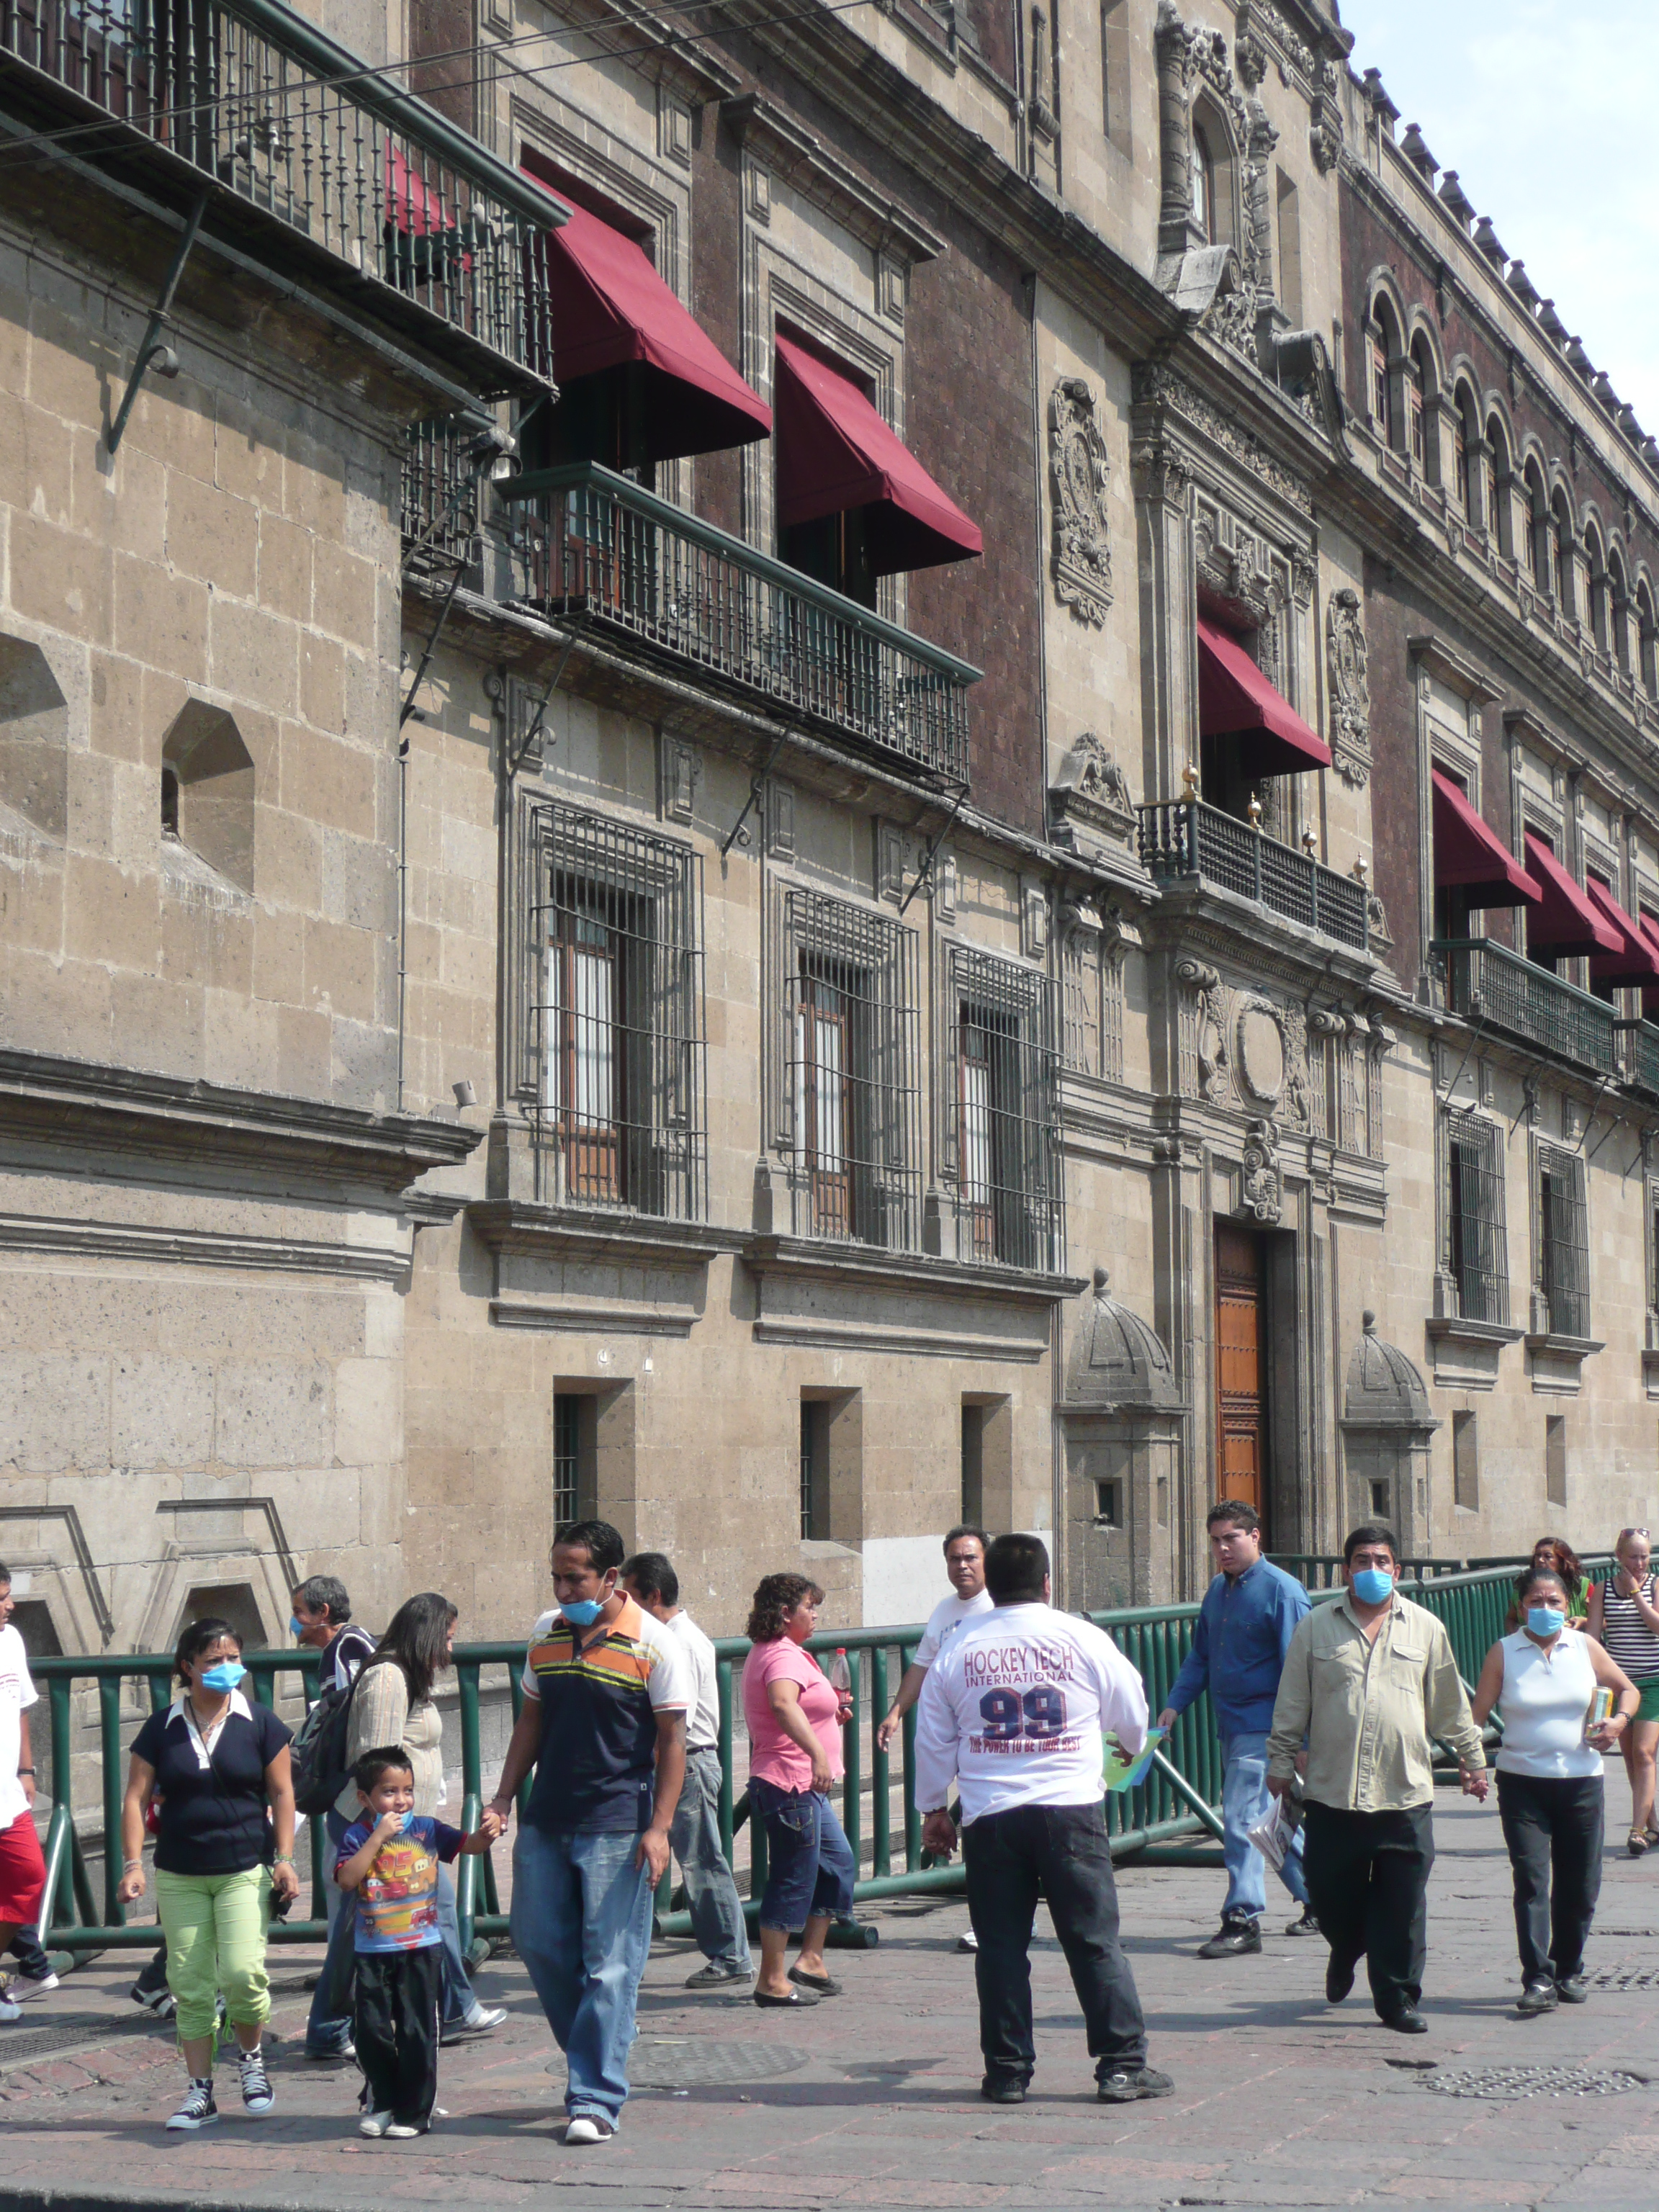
top-left (1451, 387), bottom-right (1470, 515)
top-left (1368, 299), bottom-right (1400, 449)
top-left (1486, 414), bottom-right (1514, 557)
top-left (1586, 527), bottom-right (1609, 652)
top-left (1551, 490), bottom-right (1576, 616)
top-left (1609, 549), bottom-right (1629, 669)
top-left (1638, 580), bottom-right (1658, 696)
top-left (1522, 460), bottom-right (1548, 587)
top-left (1406, 341), bottom-right (1428, 470)
top-left (1190, 121), bottom-right (1214, 243)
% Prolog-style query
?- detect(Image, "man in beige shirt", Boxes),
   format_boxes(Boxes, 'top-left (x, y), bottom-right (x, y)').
top-left (1267, 1523), bottom-right (1488, 2035)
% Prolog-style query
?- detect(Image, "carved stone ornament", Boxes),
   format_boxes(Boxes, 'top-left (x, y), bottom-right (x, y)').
top-left (1049, 378), bottom-right (1114, 625)
top-left (1326, 588), bottom-right (1372, 788)
top-left (1176, 956), bottom-right (1231, 1102)
top-left (1050, 732), bottom-right (1137, 855)
top-left (1239, 1117), bottom-right (1282, 1225)
top-left (1235, 996), bottom-right (1287, 1107)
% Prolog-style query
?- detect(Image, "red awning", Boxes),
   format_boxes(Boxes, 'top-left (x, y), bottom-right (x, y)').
top-left (1585, 876), bottom-right (1659, 986)
top-left (1430, 771), bottom-right (1542, 909)
top-left (1197, 617), bottom-right (1332, 779)
top-left (773, 333), bottom-right (982, 575)
top-left (1522, 832), bottom-right (1623, 958)
top-left (526, 190), bottom-right (771, 462)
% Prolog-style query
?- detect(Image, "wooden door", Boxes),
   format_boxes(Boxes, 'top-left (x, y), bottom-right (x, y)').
top-left (1215, 1223), bottom-right (1267, 1532)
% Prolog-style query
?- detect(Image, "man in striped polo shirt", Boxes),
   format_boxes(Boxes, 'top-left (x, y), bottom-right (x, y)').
top-left (485, 1519), bottom-right (689, 2145)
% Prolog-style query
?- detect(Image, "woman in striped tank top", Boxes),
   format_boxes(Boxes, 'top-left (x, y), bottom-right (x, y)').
top-left (1587, 1529), bottom-right (1659, 1854)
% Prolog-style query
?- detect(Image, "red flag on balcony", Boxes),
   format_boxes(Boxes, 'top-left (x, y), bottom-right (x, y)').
top-left (773, 333), bottom-right (982, 575)
top-left (1197, 617), bottom-right (1331, 778)
top-left (1521, 832), bottom-right (1623, 958)
top-left (523, 184), bottom-right (771, 462)
top-left (1430, 770), bottom-right (1542, 907)
top-left (1584, 874), bottom-right (1659, 986)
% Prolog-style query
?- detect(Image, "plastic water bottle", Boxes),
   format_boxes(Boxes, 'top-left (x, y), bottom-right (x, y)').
top-left (827, 1648), bottom-right (853, 1695)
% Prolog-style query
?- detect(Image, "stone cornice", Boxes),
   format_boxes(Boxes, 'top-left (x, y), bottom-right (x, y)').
top-left (467, 1200), bottom-right (748, 1267)
top-left (0, 1048), bottom-right (480, 1206)
top-left (741, 1234), bottom-right (1087, 1308)
top-left (1142, 884), bottom-right (1381, 999)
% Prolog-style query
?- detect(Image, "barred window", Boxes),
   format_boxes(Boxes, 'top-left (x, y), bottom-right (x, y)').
top-left (946, 947), bottom-right (1064, 1272)
top-left (1536, 1144), bottom-right (1590, 1339)
top-left (523, 800), bottom-right (705, 1220)
top-left (1445, 1110), bottom-right (1509, 1324)
top-left (780, 889), bottom-right (920, 1249)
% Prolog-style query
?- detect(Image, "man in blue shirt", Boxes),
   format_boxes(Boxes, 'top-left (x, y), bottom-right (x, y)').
top-left (1157, 1502), bottom-right (1316, 1957)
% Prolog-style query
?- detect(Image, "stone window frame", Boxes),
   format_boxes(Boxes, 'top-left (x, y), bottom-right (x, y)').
top-left (1530, 1138), bottom-right (1591, 1343)
top-left (1439, 1104), bottom-right (1511, 1327)
top-left (1407, 633), bottom-right (1501, 991)
top-left (938, 940), bottom-right (1064, 1273)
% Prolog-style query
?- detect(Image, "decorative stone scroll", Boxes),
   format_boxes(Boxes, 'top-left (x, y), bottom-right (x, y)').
top-left (1049, 379), bottom-right (1114, 625)
top-left (1240, 1117), bottom-right (1282, 1224)
top-left (1326, 588), bottom-right (1372, 788)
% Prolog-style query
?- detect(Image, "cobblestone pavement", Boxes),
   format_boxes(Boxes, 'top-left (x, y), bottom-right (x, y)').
top-left (6, 1781), bottom-right (1659, 2212)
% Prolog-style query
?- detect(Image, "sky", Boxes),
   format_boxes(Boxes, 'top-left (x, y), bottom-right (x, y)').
top-left (1336, 0), bottom-right (1659, 431)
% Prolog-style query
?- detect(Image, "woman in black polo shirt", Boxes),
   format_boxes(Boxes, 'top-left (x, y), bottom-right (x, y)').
top-left (116, 1618), bottom-right (298, 2131)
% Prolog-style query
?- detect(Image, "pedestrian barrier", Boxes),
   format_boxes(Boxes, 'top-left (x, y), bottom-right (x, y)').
top-left (23, 1555), bottom-right (1609, 1961)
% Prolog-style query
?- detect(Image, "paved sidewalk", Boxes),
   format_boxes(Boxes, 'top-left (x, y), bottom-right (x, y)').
top-left (6, 1779), bottom-right (1659, 2211)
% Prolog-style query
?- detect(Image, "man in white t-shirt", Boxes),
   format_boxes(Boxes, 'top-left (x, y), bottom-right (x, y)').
top-left (0, 1566), bottom-right (47, 2026)
top-left (621, 1552), bottom-right (754, 1990)
top-left (914, 1532), bottom-right (1172, 2108)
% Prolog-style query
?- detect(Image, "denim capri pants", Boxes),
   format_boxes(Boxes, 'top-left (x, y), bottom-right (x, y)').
top-left (750, 1779), bottom-right (856, 1933)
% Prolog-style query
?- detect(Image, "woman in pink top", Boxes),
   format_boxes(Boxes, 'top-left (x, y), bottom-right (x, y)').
top-left (740, 1575), bottom-right (855, 2008)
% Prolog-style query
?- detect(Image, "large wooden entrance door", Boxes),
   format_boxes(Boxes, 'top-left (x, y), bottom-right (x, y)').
top-left (1215, 1223), bottom-right (1267, 1533)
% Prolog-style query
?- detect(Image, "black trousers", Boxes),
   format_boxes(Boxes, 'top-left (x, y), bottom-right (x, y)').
top-left (1496, 1771), bottom-right (1604, 1985)
top-left (354, 1946), bottom-right (441, 2127)
top-left (1302, 1799), bottom-right (1434, 2020)
top-left (963, 1800), bottom-right (1147, 2083)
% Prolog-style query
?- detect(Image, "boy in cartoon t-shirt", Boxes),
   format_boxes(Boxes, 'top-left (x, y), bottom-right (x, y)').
top-left (335, 1746), bottom-right (494, 2137)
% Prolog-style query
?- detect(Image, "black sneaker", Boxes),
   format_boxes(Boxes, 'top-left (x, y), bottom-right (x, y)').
top-left (1097, 2065), bottom-right (1175, 2103)
top-left (1197, 1915), bottom-right (1261, 1959)
top-left (166, 2077), bottom-right (218, 2131)
top-left (980, 2075), bottom-right (1028, 2104)
top-left (1285, 1910), bottom-right (1321, 1937)
top-left (1556, 1976), bottom-right (1588, 2005)
top-left (1516, 1980), bottom-right (1557, 2016)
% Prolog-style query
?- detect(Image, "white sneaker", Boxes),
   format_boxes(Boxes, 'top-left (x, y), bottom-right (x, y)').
top-left (2, 1972), bottom-right (58, 2004)
top-left (236, 2046), bottom-right (275, 2117)
top-left (439, 2004), bottom-right (506, 2045)
top-left (359, 2110), bottom-right (394, 2137)
top-left (385, 2121), bottom-right (426, 2137)
top-left (564, 2115), bottom-right (615, 2145)
top-left (166, 2078), bottom-right (218, 2131)
top-left (0, 1997), bottom-right (22, 2024)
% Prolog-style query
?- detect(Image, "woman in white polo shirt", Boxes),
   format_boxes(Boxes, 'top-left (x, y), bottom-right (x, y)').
top-left (1471, 1563), bottom-right (1638, 2016)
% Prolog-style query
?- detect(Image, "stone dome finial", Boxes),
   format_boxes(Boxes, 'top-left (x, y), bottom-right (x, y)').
top-left (1344, 1317), bottom-right (1435, 1431)
top-left (1066, 1267), bottom-right (1184, 1412)
top-left (1093, 1265), bottom-right (1110, 1293)
top-left (1362, 1309), bottom-right (1377, 1334)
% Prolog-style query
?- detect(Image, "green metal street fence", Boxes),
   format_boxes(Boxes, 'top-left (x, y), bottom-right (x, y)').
top-left (24, 1555), bottom-right (1603, 1961)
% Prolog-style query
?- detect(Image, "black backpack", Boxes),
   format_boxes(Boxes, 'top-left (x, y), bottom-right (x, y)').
top-left (290, 1670), bottom-right (362, 1817)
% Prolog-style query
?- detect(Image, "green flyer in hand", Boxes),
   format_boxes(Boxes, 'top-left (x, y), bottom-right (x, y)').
top-left (1102, 1725), bottom-right (1164, 1792)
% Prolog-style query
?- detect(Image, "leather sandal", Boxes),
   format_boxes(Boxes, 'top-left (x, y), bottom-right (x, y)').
top-left (753, 1987), bottom-right (819, 2006)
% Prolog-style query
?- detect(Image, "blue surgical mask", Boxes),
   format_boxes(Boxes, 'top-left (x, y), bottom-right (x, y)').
top-left (199, 1660), bottom-right (246, 1691)
top-left (1527, 1606), bottom-right (1565, 1638)
top-left (1351, 1568), bottom-right (1395, 1605)
top-left (561, 1599), bottom-right (605, 1628)
top-left (399, 1810), bottom-right (417, 1833)
top-left (289, 1616), bottom-right (307, 1639)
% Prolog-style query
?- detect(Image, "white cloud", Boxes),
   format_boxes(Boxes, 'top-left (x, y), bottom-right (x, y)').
top-left (1339, 0), bottom-right (1659, 428)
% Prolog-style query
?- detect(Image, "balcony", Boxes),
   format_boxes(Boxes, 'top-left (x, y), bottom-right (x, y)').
top-left (1434, 938), bottom-right (1619, 1076)
top-left (1137, 799), bottom-right (1369, 951)
top-left (0, 0), bottom-right (553, 391)
top-left (1624, 1020), bottom-right (1659, 1101)
top-left (498, 463), bottom-right (976, 785)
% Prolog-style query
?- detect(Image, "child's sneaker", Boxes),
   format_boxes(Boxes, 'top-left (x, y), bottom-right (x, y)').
top-left (166, 2077), bottom-right (218, 2131)
top-left (1, 1971), bottom-right (58, 2004)
top-left (359, 2111), bottom-right (394, 2137)
top-left (385, 2121), bottom-right (428, 2137)
top-left (236, 2046), bottom-right (275, 2117)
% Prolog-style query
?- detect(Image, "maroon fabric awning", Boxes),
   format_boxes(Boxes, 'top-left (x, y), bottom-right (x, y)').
top-left (773, 333), bottom-right (982, 575)
top-left (1431, 771), bottom-right (1542, 909)
top-left (1197, 618), bottom-right (1332, 778)
top-left (1586, 875), bottom-right (1659, 986)
top-left (525, 187), bottom-right (771, 462)
top-left (1522, 832), bottom-right (1623, 958)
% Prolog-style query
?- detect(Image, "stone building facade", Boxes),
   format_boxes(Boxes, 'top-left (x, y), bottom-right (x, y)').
top-left (1, 0), bottom-right (1654, 1658)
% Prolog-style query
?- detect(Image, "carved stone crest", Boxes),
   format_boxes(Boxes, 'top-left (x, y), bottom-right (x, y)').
top-left (1051, 732), bottom-right (1136, 854)
top-left (1176, 956), bottom-right (1230, 1102)
top-left (1240, 1117), bottom-right (1282, 1224)
top-left (1326, 588), bottom-right (1372, 788)
top-left (1049, 378), bottom-right (1114, 625)
top-left (1235, 995), bottom-right (1286, 1107)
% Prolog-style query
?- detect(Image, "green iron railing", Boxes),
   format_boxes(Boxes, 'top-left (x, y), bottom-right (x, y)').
top-left (1138, 799), bottom-right (1370, 950)
top-left (1434, 937), bottom-right (1619, 1076)
top-left (24, 1558), bottom-right (1591, 1961)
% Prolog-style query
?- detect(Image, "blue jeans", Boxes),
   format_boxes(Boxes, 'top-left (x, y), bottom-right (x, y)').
top-left (673, 1748), bottom-right (752, 1972)
top-left (307, 1811), bottom-right (476, 2054)
top-left (750, 1779), bottom-right (856, 1933)
top-left (511, 1824), bottom-right (654, 2128)
top-left (1221, 1731), bottom-right (1307, 1920)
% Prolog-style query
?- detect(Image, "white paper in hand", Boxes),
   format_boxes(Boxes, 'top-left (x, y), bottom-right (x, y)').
top-left (1247, 1796), bottom-right (1298, 1872)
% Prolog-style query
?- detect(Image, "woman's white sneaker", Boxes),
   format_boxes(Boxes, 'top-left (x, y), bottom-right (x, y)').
top-left (166, 2078), bottom-right (218, 2130)
top-left (236, 2046), bottom-right (275, 2116)
top-left (359, 2110), bottom-right (394, 2137)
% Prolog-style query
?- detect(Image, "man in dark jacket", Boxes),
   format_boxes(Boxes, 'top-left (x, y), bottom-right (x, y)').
top-left (1156, 1502), bottom-right (1315, 1956)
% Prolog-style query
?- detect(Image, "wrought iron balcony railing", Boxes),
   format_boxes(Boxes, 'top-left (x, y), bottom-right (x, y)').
top-left (1434, 938), bottom-right (1619, 1076)
top-left (1, 0), bottom-right (554, 389)
top-left (499, 463), bottom-right (977, 785)
top-left (1623, 1019), bottom-right (1659, 1100)
top-left (1137, 798), bottom-right (1369, 951)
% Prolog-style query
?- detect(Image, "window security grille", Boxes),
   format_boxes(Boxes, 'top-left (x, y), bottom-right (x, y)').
top-left (524, 801), bottom-right (706, 1220)
top-left (779, 889), bottom-right (921, 1250)
top-left (1445, 1110), bottom-right (1509, 1325)
top-left (946, 947), bottom-right (1064, 1272)
top-left (553, 1393), bottom-right (582, 1526)
top-left (1537, 1145), bottom-right (1590, 1339)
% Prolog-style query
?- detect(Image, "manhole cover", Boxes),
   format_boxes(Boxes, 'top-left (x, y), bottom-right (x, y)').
top-left (1584, 1966), bottom-right (1659, 1990)
top-left (547, 2038), bottom-right (809, 2088)
top-left (1424, 2065), bottom-right (1644, 2102)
